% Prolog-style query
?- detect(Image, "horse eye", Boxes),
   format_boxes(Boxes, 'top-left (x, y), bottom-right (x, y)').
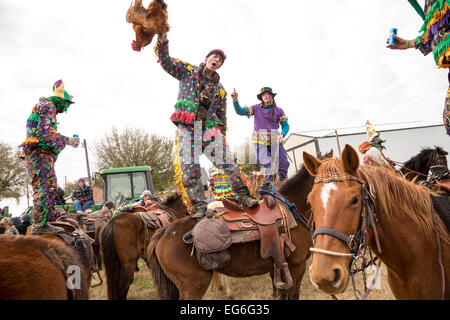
top-left (350, 195), bottom-right (359, 206)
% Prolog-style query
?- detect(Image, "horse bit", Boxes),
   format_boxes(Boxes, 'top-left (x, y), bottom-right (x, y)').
top-left (309, 173), bottom-right (382, 300)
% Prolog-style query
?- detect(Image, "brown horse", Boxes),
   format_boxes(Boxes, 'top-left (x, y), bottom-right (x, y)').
top-left (100, 192), bottom-right (188, 300)
top-left (304, 144), bottom-right (450, 299)
top-left (147, 151), bottom-right (334, 300)
top-left (0, 234), bottom-right (91, 300)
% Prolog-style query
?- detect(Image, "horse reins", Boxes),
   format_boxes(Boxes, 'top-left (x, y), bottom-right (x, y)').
top-left (310, 174), bottom-right (382, 300)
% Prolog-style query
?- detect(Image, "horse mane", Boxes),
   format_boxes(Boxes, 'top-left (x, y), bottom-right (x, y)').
top-left (278, 163), bottom-right (311, 195)
top-left (316, 158), bottom-right (450, 244)
top-left (161, 192), bottom-right (181, 206)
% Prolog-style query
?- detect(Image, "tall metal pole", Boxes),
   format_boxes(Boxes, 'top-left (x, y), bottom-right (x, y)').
top-left (335, 129), bottom-right (342, 155)
top-left (83, 139), bottom-right (92, 186)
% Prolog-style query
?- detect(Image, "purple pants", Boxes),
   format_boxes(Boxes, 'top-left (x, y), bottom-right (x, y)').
top-left (256, 143), bottom-right (290, 181)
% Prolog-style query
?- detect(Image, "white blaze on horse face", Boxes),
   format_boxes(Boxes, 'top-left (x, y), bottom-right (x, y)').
top-left (320, 183), bottom-right (337, 211)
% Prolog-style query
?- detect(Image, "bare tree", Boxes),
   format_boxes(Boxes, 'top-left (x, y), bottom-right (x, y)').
top-left (0, 142), bottom-right (28, 201)
top-left (234, 141), bottom-right (260, 175)
top-left (94, 127), bottom-right (175, 192)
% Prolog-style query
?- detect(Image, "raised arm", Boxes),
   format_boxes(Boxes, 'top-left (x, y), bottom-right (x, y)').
top-left (155, 34), bottom-right (195, 80)
top-left (231, 88), bottom-right (252, 116)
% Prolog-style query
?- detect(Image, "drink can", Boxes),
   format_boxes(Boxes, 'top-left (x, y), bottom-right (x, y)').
top-left (389, 28), bottom-right (397, 45)
top-left (73, 134), bottom-right (79, 147)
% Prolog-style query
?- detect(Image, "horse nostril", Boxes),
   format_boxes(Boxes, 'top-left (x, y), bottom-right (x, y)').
top-left (333, 268), bottom-right (341, 286)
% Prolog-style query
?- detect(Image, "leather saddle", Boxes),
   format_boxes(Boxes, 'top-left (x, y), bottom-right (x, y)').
top-left (48, 217), bottom-right (95, 272)
top-left (188, 195), bottom-right (297, 290)
top-left (137, 203), bottom-right (171, 229)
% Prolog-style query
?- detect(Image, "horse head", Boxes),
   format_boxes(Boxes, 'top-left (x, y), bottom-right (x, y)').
top-left (401, 146), bottom-right (448, 181)
top-left (303, 144), bottom-right (364, 294)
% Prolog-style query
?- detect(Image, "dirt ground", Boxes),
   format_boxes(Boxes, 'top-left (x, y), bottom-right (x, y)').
top-left (89, 256), bottom-right (395, 300)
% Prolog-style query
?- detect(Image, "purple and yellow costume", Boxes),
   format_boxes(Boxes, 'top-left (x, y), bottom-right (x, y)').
top-left (155, 40), bottom-right (253, 212)
top-left (410, 0), bottom-right (450, 136)
top-left (233, 88), bottom-right (290, 181)
top-left (19, 81), bottom-right (72, 226)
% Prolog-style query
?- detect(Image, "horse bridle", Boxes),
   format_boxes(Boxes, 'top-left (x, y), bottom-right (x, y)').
top-left (430, 152), bottom-right (448, 172)
top-left (309, 173), bottom-right (382, 299)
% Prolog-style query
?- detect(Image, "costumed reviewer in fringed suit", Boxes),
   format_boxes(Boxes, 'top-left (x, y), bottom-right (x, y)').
top-left (358, 121), bottom-right (396, 171)
top-left (231, 87), bottom-right (290, 182)
top-left (19, 80), bottom-right (80, 234)
top-left (154, 33), bottom-right (258, 219)
top-left (387, 0), bottom-right (450, 137)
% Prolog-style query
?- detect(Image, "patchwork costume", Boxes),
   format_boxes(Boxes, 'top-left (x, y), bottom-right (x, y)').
top-left (358, 121), bottom-right (396, 170)
top-left (233, 87), bottom-right (290, 181)
top-left (409, 0), bottom-right (450, 136)
top-left (155, 39), bottom-right (256, 216)
top-left (19, 80), bottom-right (74, 229)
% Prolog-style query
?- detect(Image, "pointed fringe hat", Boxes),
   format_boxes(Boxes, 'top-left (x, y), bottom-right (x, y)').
top-left (365, 120), bottom-right (379, 142)
top-left (52, 80), bottom-right (74, 103)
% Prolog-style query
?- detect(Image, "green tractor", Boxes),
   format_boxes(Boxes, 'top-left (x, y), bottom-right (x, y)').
top-left (97, 165), bottom-right (155, 207)
top-left (22, 166), bottom-right (155, 220)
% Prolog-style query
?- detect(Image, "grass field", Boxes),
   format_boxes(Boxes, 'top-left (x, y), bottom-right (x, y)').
top-left (89, 256), bottom-right (395, 300)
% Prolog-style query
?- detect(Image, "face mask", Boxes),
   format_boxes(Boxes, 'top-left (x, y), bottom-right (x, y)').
top-left (49, 96), bottom-right (70, 113)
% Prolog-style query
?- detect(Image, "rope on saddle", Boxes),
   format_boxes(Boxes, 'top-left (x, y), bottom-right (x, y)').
top-left (258, 189), bottom-right (309, 228)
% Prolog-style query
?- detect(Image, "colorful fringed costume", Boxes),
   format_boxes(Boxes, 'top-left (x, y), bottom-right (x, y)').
top-left (209, 168), bottom-right (237, 200)
top-left (233, 87), bottom-right (290, 181)
top-left (358, 121), bottom-right (396, 171)
top-left (410, 0), bottom-right (450, 135)
top-left (156, 39), bottom-right (255, 213)
top-left (19, 80), bottom-right (73, 226)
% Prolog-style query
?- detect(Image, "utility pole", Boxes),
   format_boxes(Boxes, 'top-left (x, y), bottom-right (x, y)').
top-left (83, 139), bottom-right (92, 186)
top-left (335, 129), bottom-right (341, 155)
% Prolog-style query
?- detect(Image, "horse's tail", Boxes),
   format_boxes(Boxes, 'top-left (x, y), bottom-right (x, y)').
top-left (147, 226), bottom-right (179, 300)
top-left (100, 217), bottom-right (127, 300)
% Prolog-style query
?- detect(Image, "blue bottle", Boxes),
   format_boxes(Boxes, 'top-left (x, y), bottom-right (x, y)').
top-left (389, 28), bottom-right (397, 45)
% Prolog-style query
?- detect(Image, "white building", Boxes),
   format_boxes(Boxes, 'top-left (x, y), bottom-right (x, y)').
top-left (283, 123), bottom-right (449, 177)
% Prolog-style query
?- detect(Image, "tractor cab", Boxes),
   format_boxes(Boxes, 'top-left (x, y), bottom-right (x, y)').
top-left (99, 166), bottom-right (155, 206)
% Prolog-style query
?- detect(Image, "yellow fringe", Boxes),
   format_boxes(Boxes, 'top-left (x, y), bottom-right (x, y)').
top-left (173, 134), bottom-right (193, 213)
top-left (437, 45), bottom-right (450, 67)
top-left (20, 137), bottom-right (40, 146)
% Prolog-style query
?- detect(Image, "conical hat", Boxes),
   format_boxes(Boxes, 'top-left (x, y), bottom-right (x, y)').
top-left (52, 80), bottom-right (74, 102)
top-left (365, 120), bottom-right (379, 142)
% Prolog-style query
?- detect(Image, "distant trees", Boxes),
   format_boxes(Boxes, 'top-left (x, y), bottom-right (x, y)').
top-left (0, 142), bottom-right (28, 201)
top-left (94, 127), bottom-right (175, 192)
top-left (234, 141), bottom-right (260, 175)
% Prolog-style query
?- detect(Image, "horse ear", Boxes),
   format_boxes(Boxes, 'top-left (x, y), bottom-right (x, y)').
top-left (341, 144), bottom-right (359, 175)
top-left (303, 151), bottom-right (322, 176)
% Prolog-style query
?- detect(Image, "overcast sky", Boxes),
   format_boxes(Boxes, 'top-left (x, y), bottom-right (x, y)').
top-left (1, 0), bottom-right (448, 214)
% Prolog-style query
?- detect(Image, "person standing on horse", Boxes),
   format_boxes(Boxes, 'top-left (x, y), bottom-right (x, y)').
top-left (19, 80), bottom-right (80, 234)
top-left (358, 121), bottom-right (396, 170)
top-left (154, 33), bottom-right (258, 219)
top-left (387, 0), bottom-right (450, 137)
top-left (231, 87), bottom-right (290, 182)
